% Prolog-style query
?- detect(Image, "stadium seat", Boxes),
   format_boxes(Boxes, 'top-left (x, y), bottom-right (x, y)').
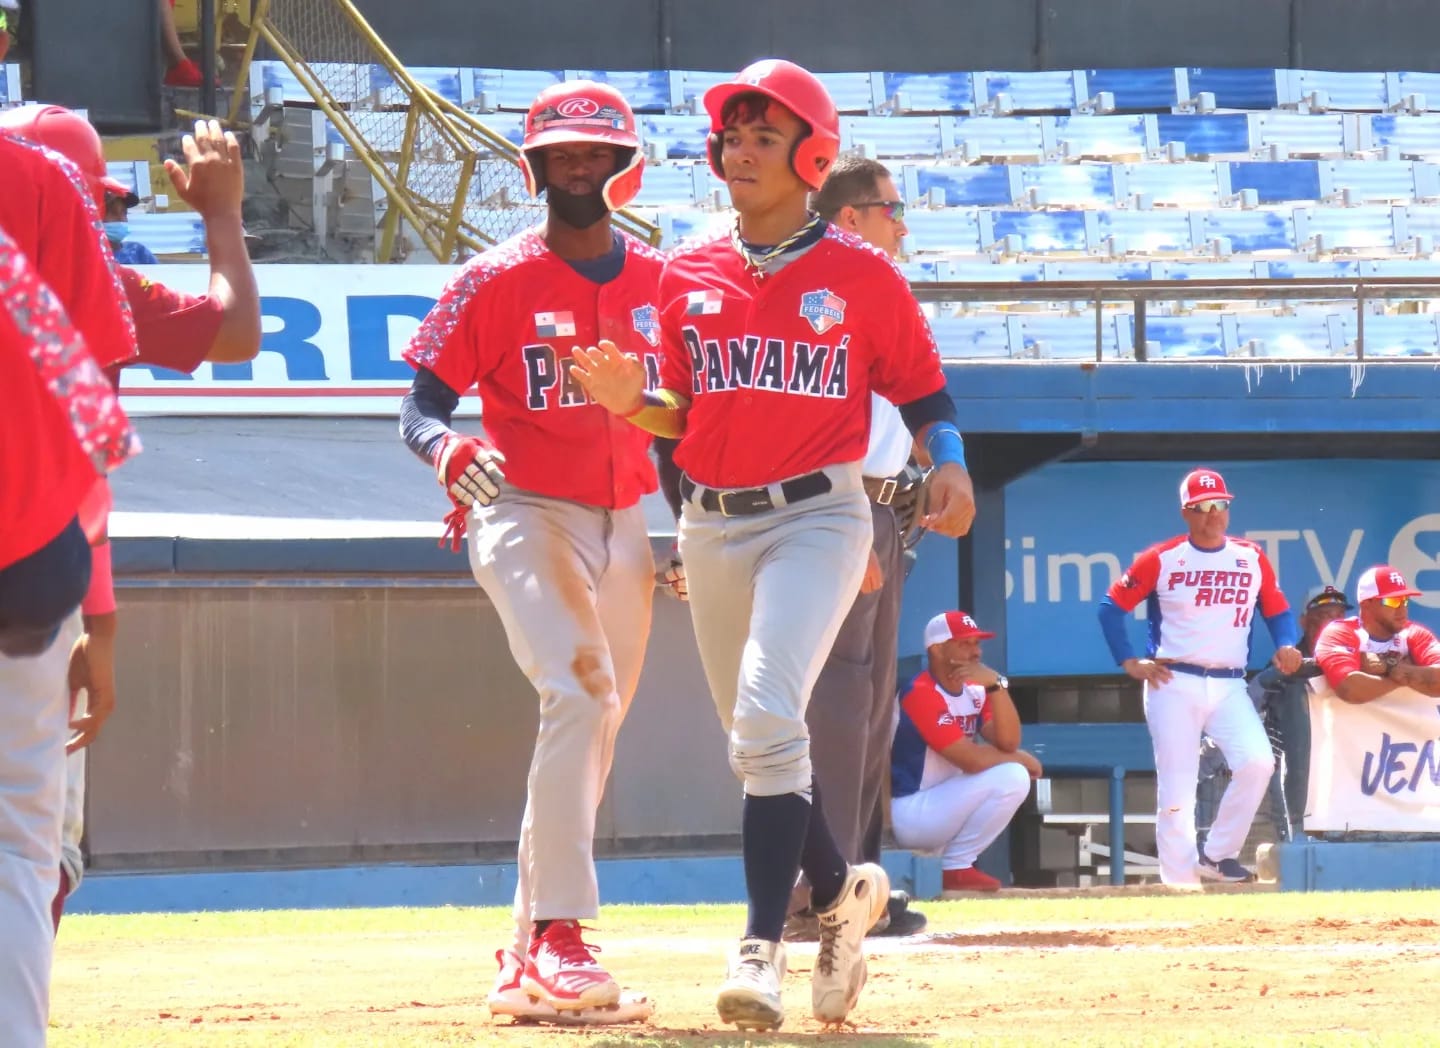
top-left (1042, 261), bottom-right (1153, 281)
top-left (1016, 311), bottom-right (1128, 358)
top-left (929, 313), bottom-right (1015, 359)
top-left (674, 70), bottom-right (730, 113)
top-left (978, 70), bottom-right (1080, 114)
top-left (471, 68), bottom-right (562, 111)
top-left (1266, 258), bottom-right (1360, 279)
top-left (1337, 311), bottom-right (1440, 356)
top-left (106, 161), bottom-right (152, 202)
top-left (1227, 161), bottom-right (1322, 204)
top-left (1084, 68), bottom-right (1181, 112)
top-left (569, 70), bottom-right (676, 112)
top-left (1149, 261), bottom-right (1269, 280)
top-left (1232, 311), bottom-right (1337, 358)
top-left (985, 209), bottom-right (1089, 255)
top-left (1183, 69), bottom-right (1280, 111)
top-left (1155, 114), bottom-right (1251, 157)
top-left (1318, 160), bottom-right (1423, 204)
top-left (1047, 115), bottom-right (1150, 160)
top-left (1252, 112), bottom-right (1350, 158)
top-left (842, 115), bottom-right (946, 158)
top-left (910, 164), bottom-right (1015, 207)
top-left (1095, 209), bottom-right (1194, 255)
top-left (637, 115), bottom-right (708, 159)
top-left (882, 72), bottom-right (975, 114)
top-left (945, 261), bottom-right (1047, 282)
top-left (128, 213), bottom-right (207, 257)
top-left (1146, 314), bottom-right (1229, 358)
top-left (631, 163), bottom-right (704, 207)
top-left (1018, 165), bottom-right (1115, 208)
top-left (951, 116), bottom-right (1046, 161)
top-left (902, 208), bottom-right (984, 254)
top-left (1199, 209), bottom-right (1298, 254)
top-left (1368, 114), bottom-right (1440, 159)
top-left (1297, 205), bottom-right (1399, 253)
top-left (1280, 70), bottom-right (1388, 113)
top-left (814, 72), bottom-right (881, 114)
top-left (1117, 163), bottom-right (1223, 208)
top-left (370, 66), bottom-right (467, 107)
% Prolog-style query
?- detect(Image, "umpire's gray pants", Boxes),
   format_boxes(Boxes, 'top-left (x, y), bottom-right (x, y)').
top-left (679, 462), bottom-right (872, 797)
top-left (806, 498), bottom-right (904, 863)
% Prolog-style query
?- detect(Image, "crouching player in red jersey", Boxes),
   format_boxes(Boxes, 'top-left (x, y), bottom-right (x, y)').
top-left (573, 59), bottom-right (976, 1031)
top-left (400, 81), bottom-right (662, 1026)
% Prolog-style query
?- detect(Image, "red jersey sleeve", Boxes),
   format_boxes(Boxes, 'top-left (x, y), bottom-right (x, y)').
top-left (1315, 619), bottom-right (1363, 689)
top-left (899, 677), bottom-right (967, 752)
top-left (1107, 547), bottom-right (1162, 612)
top-left (656, 258), bottom-right (696, 397)
top-left (401, 259), bottom-right (493, 395)
top-left (1254, 550), bottom-right (1290, 617)
top-left (122, 266), bottom-right (222, 374)
top-left (867, 257), bottom-right (946, 407)
top-left (1406, 625), bottom-right (1440, 667)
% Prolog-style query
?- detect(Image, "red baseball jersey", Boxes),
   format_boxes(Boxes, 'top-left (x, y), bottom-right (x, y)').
top-left (1314, 617), bottom-right (1440, 690)
top-left (0, 132), bottom-right (136, 370)
top-left (891, 670), bottom-right (994, 797)
top-left (657, 226), bottom-right (945, 489)
top-left (104, 266), bottom-right (224, 386)
top-left (404, 229), bottom-right (665, 509)
top-left (1107, 535), bottom-right (1288, 668)
top-left (0, 229), bottom-right (137, 568)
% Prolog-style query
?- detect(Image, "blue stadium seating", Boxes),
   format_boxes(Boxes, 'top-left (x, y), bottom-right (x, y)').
top-left (1155, 114), bottom-right (1251, 157)
top-left (883, 72), bottom-right (974, 114)
top-left (1118, 163), bottom-right (1222, 207)
top-left (1337, 312), bottom-right (1440, 356)
top-left (978, 70), bottom-right (1080, 114)
top-left (951, 116), bottom-right (1046, 161)
top-left (1019, 165), bottom-right (1115, 208)
top-left (910, 165), bottom-right (1015, 207)
top-left (1049, 115), bottom-right (1148, 159)
top-left (569, 70), bottom-right (675, 112)
top-left (843, 115), bottom-right (946, 158)
top-left (985, 209), bottom-right (1089, 254)
top-left (1199, 210), bottom-right (1296, 254)
top-left (1232, 312), bottom-right (1336, 358)
top-left (903, 209), bottom-right (984, 254)
top-left (1228, 161), bottom-right (1322, 204)
top-left (1147, 315), bottom-right (1228, 358)
top-left (1184, 69), bottom-right (1280, 111)
top-left (1369, 114), bottom-right (1440, 159)
top-left (1085, 68), bottom-right (1181, 111)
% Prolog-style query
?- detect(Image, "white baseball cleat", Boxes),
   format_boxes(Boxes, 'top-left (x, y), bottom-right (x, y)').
top-left (488, 948), bottom-right (652, 1026)
top-left (715, 938), bottom-right (787, 1032)
top-left (812, 863), bottom-right (890, 1024)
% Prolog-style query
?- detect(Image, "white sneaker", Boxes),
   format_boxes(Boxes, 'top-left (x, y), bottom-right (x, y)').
top-left (716, 938), bottom-right (787, 1032)
top-left (812, 863), bottom-right (889, 1024)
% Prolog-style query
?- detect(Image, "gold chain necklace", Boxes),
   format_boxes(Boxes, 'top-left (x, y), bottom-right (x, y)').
top-left (731, 213), bottom-right (824, 273)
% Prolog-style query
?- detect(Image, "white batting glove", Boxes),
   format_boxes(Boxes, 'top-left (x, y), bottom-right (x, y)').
top-left (435, 434), bottom-right (506, 509)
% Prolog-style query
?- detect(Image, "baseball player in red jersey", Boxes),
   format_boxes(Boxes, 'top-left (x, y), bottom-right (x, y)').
top-left (1314, 566), bottom-right (1440, 701)
top-left (400, 81), bottom-right (660, 1026)
top-left (0, 227), bottom-right (139, 1048)
top-left (573, 59), bottom-right (975, 1032)
top-left (1098, 468), bottom-right (1302, 888)
top-left (0, 104), bottom-right (263, 928)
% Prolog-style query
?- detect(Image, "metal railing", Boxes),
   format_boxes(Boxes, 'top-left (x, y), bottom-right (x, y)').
top-left (912, 277), bottom-right (1440, 361)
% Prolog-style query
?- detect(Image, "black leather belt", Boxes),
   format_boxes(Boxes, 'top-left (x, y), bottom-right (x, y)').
top-left (680, 471), bottom-right (832, 516)
top-left (1169, 663), bottom-right (1246, 679)
top-left (862, 471), bottom-right (918, 506)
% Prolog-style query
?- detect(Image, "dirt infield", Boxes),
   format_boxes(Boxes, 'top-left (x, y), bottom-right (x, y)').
top-left (48, 891), bottom-right (1440, 1046)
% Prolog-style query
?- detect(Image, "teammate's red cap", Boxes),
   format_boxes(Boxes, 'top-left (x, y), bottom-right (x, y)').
top-left (923, 610), bottom-right (995, 648)
top-left (1179, 468), bottom-right (1233, 507)
top-left (0, 104), bottom-right (137, 208)
top-left (1355, 565), bottom-right (1423, 603)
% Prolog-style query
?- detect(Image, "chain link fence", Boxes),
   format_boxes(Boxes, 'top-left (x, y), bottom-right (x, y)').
top-left (234, 0), bottom-right (656, 261)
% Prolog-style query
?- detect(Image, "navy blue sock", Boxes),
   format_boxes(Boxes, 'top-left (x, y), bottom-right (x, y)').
top-left (799, 778), bottom-right (849, 911)
top-left (741, 791), bottom-right (810, 942)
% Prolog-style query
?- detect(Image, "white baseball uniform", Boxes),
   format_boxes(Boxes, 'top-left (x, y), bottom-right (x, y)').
top-left (1108, 536), bottom-right (1286, 886)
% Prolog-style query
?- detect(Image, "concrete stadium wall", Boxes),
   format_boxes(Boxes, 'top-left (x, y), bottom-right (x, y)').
top-left (353, 0), bottom-right (1440, 73)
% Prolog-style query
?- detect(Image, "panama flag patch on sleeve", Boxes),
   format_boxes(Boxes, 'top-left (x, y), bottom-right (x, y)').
top-left (534, 311), bottom-right (577, 338)
top-left (685, 289), bottom-right (723, 316)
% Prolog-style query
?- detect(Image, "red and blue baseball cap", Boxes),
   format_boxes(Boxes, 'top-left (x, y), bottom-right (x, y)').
top-left (1179, 467), bottom-right (1233, 507)
top-left (1355, 565), bottom-right (1422, 604)
top-left (923, 610), bottom-right (994, 647)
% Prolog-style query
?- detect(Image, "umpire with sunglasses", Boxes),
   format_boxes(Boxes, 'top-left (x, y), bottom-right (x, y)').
top-left (782, 156), bottom-right (927, 939)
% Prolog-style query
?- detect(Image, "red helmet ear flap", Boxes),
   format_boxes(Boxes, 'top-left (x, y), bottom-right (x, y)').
top-left (601, 148), bottom-right (644, 210)
top-left (519, 148), bottom-right (543, 198)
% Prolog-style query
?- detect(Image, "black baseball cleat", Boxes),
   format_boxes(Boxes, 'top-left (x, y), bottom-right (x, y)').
top-left (869, 890), bottom-right (928, 937)
top-left (1198, 852), bottom-right (1255, 883)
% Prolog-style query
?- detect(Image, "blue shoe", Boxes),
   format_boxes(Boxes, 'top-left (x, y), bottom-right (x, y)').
top-left (1198, 852), bottom-right (1254, 883)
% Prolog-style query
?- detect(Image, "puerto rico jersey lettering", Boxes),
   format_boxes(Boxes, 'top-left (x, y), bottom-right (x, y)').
top-left (404, 229), bottom-right (665, 509)
top-left (1107, 535), bottom-right (1288, 668)
top-left (1315, 617), bottom-right (1440, 690)
top-left (891, 671), bottom-right (993, 798)
top-left (657, 225), bottom-right (945, 488)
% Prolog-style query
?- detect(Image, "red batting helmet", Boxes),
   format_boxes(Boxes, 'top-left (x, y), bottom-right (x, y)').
top-left (703, 59), bottom-right (840, 191)
top-left (0, 103), bottom-right (138, 209)
top-left (519, 80), bottom-right (644, 211)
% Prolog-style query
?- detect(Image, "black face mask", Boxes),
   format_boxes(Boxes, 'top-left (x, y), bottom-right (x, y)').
top-left (547, 185), bottom-right (610, 229)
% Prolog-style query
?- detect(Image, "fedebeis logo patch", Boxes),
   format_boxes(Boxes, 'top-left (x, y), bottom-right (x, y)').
top-left (799, 289), bottom-right (846, 335)
top-left (632, 304), bottom-right (660, 347)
